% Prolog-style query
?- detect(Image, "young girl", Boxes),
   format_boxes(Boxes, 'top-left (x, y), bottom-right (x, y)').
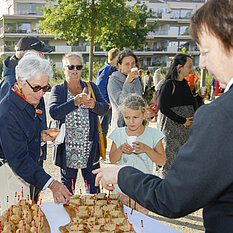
top-left (108, 94), bottom-right (166, 214)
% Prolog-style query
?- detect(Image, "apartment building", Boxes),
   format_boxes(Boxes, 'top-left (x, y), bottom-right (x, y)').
top-left (0, 0), bottom-right (205, 70)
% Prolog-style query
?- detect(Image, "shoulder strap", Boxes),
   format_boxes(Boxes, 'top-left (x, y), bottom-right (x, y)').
top-left (86, 82), bottom-right (102, 133)
top-left (87, 81), bottom-right (96, 101)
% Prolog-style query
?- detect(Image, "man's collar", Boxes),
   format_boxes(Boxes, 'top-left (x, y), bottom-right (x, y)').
top-left (224, 77), bottom-right (233, 93)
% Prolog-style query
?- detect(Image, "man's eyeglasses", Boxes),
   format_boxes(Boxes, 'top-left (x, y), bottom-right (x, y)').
top-left (26, 80), bottom-right (51, 92)
top-left (65, 65), bottom-right (83, 71)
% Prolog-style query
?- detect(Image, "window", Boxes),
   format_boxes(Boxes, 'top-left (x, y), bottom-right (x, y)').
top-left (157, 8), bottom-right (166, 18)
top-left (180, 26), bottom-right (189, 35)
top-left (18, 23), bottom-right (31, 33)
top-left (170, 10), bottom-right (179, 19)
top-left (169, 41), bottom-right (178, 47)
top-left (180, 10), bottom-right (191, 19)
top-left (4, 23), bottom-right (16, 33)
top-left (17, 4), bottom-right (43, 16)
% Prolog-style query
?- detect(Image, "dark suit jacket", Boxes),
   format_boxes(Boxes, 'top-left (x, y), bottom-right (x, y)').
top-left (0, 90), bottom-right (51, 190)
top-left (48, 80), bottom-right (108, 170)
top-left (118, 86), bottom-right (233, 233)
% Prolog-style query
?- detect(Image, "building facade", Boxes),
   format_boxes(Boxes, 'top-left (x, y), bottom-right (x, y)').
top-left (0, 0), bottom-right (205, 70)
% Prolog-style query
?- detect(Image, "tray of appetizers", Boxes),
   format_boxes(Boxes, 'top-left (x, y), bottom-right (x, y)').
top-left (0, 199), bottom-right (50, 233)
top-left (59, 193), bottom-right (135, 233)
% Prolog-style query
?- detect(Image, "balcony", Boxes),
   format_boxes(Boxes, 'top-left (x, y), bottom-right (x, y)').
top-left (71, 45), bottom-right (88, 52)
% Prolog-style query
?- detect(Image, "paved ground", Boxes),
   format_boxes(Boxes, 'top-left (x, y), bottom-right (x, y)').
top-left (41, 93), bottom-right (205, 233)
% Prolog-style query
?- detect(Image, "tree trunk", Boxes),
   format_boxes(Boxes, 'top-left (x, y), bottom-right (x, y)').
top-left (89, 0), bottom-right (95, 81)
top-left (89, 25), bottom-right (95, 81)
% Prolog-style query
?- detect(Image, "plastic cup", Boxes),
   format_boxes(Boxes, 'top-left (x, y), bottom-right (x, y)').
top-left (200, 86), bottom-right (207, 95)
top-left (131, 67), bottom-right (138, 72)
top-left (126, 136), bottom-right (137, 147)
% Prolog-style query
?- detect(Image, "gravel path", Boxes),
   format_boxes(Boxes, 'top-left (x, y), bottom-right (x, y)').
top-left (41, 93), bottom-right (205, 233)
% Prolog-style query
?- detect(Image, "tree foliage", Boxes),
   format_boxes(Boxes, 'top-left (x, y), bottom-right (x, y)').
top-left (40, 0), bottom-right (155, 80)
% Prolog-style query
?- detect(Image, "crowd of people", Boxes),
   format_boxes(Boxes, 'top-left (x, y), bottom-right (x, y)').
top-left (0, 0), bottom-right (232, 231)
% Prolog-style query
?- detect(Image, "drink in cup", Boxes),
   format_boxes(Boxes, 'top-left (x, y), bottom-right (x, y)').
top-left (131, 67), bottom-right (138, 72)
top-left (82, 87), bottom-right (91, 99)
top-left (47, 128), bottom-right (60, 137)
top-left (127, 136), bottom-right (137, 151)
top-left (200, 86), bottom-right (207, 95)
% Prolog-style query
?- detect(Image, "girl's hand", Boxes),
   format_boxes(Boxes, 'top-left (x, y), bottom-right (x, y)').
top-left (132, 142), bottom-right (148, 153)
top-left (120, 143), bottom-right (134, 154)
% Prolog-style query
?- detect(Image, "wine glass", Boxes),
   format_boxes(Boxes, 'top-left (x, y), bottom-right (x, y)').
top-left (46, 121), bottom-right (60, 148)
top-left (82, 87), bottom-right (91, 108)
top-left (82, 87), bottom-right (91, 99)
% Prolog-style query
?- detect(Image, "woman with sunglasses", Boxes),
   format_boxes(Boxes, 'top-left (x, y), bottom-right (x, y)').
top-left (156, 53), bottom-right (206, 178)
top-left (0, 53), bottom-right (72, 212)
top-left (48, 53), bottom-right (108, 194)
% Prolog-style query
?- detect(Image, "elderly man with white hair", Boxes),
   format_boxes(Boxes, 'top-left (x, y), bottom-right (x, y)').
top-left (0, 53), bottom-right (71, 212)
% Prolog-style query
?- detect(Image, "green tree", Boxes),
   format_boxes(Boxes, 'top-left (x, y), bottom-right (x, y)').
top-left (40, 0), bottom-right (155, 81)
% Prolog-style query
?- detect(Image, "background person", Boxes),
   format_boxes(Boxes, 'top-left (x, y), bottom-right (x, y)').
top-left (48, 53), bottom-right (109, 194)
top-left (109, 94), bottom-right (165, 214)
top-left (0, 36), bottom-right (52, 203)
top-left (157, 53), bottom-right (205, 178)
top-left (153, 68), bottom-right (161, 87)
top-left (96, 48), bottom-right (119, 137)
top-left (107, 49), bottom-right (142, 131)
top-left (144, 70), bottom-right (153, 90)
top-left (0, 54), bottom-right (71, 212)
top-left (93, 0), bottom-right (233, 232)
top-left (185, 72), bottom-right (199, 94)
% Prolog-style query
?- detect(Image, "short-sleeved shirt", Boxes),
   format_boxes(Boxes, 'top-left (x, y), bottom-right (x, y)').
top-left (109, 126), bottom-right (164, 193)
top-left (109, 126), bottom-right (165, 174)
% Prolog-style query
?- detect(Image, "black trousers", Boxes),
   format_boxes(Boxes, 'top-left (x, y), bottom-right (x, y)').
top-left (60, 163), bottom-right (100, 194)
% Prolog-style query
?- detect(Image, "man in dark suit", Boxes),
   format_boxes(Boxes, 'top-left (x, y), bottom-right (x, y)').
top-left (93, 1), bottom-right (233, 232)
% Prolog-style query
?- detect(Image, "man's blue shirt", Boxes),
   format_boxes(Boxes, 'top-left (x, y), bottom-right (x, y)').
top-left (96, 62), bottom-right (117, 103)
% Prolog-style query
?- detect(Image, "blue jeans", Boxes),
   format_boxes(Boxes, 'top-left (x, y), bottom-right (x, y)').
top-left (60, 163), bottom-right (100, 194)
top-left (100, 108), bottom-right (112, 136)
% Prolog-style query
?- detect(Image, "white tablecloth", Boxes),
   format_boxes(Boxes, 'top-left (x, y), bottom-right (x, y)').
top-left (40, 202), bottom-right (181, 233)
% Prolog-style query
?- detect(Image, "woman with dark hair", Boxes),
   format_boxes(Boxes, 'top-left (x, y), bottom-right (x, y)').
top-left (157, 53), bottom-right (205, 177)
top-left (107, 49), bottom-right (143, 131)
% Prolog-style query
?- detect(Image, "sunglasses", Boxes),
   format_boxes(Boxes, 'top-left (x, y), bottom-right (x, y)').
top-left (26, 80), bottom-right (51, 92)
top-left (65, 65), bottom-right (83, 70)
